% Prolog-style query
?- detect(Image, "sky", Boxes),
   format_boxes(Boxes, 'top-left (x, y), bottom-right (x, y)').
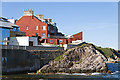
top-left (1, 2), bottom-right (118, 49)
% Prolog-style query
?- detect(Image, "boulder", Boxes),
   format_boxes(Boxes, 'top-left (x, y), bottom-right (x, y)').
top-left (39, 43), bottom-right (108, 74)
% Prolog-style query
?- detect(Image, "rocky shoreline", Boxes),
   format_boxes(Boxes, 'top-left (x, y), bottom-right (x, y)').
top-left (37, 43), bottom-right (119, 74)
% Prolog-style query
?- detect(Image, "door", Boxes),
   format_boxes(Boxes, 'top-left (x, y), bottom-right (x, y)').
top-left (29, 41), bottom-right (33, 46)
top-left (66, 40), bottom-right (68, 44)
top-left (57, 40), bottom-right (59, 45)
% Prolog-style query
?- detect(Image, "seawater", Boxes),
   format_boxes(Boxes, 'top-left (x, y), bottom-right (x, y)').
top-left (2, 63), bottom-right (120, 80)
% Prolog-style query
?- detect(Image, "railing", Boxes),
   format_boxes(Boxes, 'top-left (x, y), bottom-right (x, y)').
top-left (1, 45), bottom-right (64, 51)
top-left (48, 36), bottom-right (67, 39)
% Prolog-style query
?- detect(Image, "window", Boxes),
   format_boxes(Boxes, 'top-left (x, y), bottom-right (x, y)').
top-left (42, 33), bottom-right (46, 38)
top-left (26, 26), bottom-right (29, 30)
top-left (42, 26), bottom-right (46, 30)
top-left (35, 33), bottom-right (38, 37)
top-left (48, 34), bottom-right (50, 37)
top-left (16, 28), bottom-right (19, 31)
top-left (36, 26), bottom-right (38, 30)
top-left (12, 28), bottom-right (16, 31)
top-left (60, 40), bottom-right (63, 43)
top-left (50, 40), bottom-right (53, 43)
top-left (48, 26), bottom-right (49, 30)
top-left (51, 30), bottom-right (54, 33)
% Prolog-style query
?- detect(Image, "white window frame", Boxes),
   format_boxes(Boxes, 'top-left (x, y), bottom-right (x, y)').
top-left (42, 26), bottom-right (46, 30)
top-left (36, 26), bottom-right (38, 30)
top-left (26, 26), bottom-right (29, 30)
top-left (42, 33), bottom-right (46, 38)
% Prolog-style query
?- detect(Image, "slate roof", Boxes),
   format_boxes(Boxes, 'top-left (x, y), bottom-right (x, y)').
top-left (0, 17), bottom-right (19, 29)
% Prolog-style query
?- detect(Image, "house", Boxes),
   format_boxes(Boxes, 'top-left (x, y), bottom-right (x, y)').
top-left (70, 32), bottom-right (83, 41)
top-left (16, 9), bottom-right (58, 39)
top-left (41, 36), bottom-right (70, 45)
top-left (41, 32), bottom-right (83, 45)
top-left (9, 36), bottom-right (38, 46)
top-left (0, 17), bottom-right (19, 45)
top-left (16, 9), bottom-right (83, 45)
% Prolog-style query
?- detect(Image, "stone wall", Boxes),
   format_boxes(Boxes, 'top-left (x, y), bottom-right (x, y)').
top-left (2, 49), bottom-right (64, 74)
top-left (29, 50), bottom-right (64, 68)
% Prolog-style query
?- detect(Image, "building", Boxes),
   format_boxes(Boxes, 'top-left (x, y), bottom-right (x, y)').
top-left (41, 32), bottom-right (83, 45)
top-left (40, 36), bottom-right (70, 45)
top-left (9, 36), bottom-right (38, 46)
top-left (8, 18), bottom-right (17, 24)
top-left (16, 9), bottom-right (83, 45)
top-left (16, 9), bottom-right (58, 39)
top-left (0, 17), bottom-right (19, 45)
top-left (8, 18), bottom-right (26, 37)
top-left (70, 32), bottom-right (83, 41)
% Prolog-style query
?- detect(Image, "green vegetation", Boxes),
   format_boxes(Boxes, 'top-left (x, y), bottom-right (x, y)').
top-left (77, 43), bottom-right (93, 48)
top-left (95, 46), bottom-right (115, 58)
top-left (76, 60), bottom-right (82, 64)
top-left (54, 42), bottom-right (118, 61)
top-left (77, 42), bottom-right (117, 58)
top-left (54, 54), bottom-right (64, 61)
top-left (54, 43), bottom-right (56, 45)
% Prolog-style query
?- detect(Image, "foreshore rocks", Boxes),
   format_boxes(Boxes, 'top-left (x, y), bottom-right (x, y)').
top-left (38, 43), bottom-right (108, 74)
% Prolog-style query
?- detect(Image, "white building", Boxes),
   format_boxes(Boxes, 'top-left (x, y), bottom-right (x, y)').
top-left (9, 36), bottom-right (38, 46)
top-left (8, 19), bottom-right (17, 24)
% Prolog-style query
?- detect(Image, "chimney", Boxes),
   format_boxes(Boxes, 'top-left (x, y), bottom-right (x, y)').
top-left (23, 9), bottom-right (33, 16)
top-left (35, 14), bottom-right (44, 20)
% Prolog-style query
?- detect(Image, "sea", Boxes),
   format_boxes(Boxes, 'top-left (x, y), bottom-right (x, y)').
top-left (2, 62), bottom-right (120, 80)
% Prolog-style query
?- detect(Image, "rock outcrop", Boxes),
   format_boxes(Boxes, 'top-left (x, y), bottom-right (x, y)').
top-left (38, 43), bottom-right (108, 74)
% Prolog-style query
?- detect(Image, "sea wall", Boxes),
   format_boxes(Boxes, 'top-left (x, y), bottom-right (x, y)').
top-left (2, 45), bottom-right (64, 51)
top-left (2, 49), bottom-right (64, 74)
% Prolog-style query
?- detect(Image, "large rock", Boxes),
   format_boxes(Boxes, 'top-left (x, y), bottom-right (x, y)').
top-left (39, 43), bottom-right (108, 73)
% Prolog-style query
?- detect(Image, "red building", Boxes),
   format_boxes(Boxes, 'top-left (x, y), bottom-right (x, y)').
top-left (16, 10), bottom-right (83, 45)
top-left (41, 32), bottom-right (83, 45)
top-left (16, 10), bottom-right (58, 38)
top-left (16, 16), bottom-right (48, 38)
top-left (70, 32), bottom-right (83, 41)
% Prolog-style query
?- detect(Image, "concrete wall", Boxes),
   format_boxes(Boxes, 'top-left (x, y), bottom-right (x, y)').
top-left (2, 49), bottom-right (64, 74)
top-left (2, 49), bottom-right (40, 74)
top-left (9, 37), bottom-right (29, 46)
top-left (9, 37), bottom-right (38, 46)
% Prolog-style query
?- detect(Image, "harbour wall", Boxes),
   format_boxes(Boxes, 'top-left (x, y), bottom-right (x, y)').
top-left (2, 49), bottom-right (64, 74)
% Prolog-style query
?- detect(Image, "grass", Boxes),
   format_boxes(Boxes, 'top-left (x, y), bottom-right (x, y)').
top-left (95, 46), bottom-right (115, 58)
top-left (54, 42), bottom-right (118, 61)
top-left (54, 54), bottom-right (64, 61)
top-left (76, 60), bottom-right (82, 64)
top-left (78, 43), bottom-right (116, 58)
top-left (77, 43), bottom-right (93, 48)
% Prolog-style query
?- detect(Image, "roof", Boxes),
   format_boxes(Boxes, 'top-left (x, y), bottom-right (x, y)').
top-left (47, 36), bottom-right (68, 39)
top-left (0, 17), bottom-right (19, 28)
top-left (72, 32), bottom-right (82, 36)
